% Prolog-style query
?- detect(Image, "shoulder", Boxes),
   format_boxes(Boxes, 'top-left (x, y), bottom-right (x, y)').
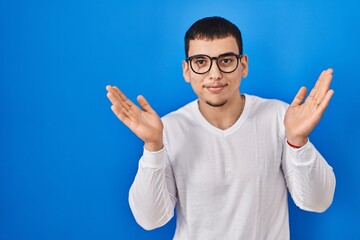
top-left (161, 100), bottom-right (198, 127)
top-left (245, 94), bottom-right (288, 121)
top-left (244, 95), bottom-right (288, 137)
top-left (246, 94), bottom-right (288, 112)
top-left (161, 100), bottom-right (199, 148)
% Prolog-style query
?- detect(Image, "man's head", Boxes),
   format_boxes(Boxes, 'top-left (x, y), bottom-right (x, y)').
top-left (182, 17), bottom-right (248, 109)
top-left (184, 16), bottom-right (243, 58)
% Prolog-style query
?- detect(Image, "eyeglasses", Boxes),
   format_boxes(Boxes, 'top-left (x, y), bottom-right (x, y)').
top-left (186, 52), bottom-right (243, 74)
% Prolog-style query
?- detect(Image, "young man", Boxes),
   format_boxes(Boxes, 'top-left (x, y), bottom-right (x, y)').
top-left (106, 16), bottom-right (335, 239)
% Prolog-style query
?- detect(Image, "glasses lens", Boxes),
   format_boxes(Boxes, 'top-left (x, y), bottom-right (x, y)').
top-left (217, 54), bottom-right (239, 73)
top-left (190, 55), bottom-right (211, 74)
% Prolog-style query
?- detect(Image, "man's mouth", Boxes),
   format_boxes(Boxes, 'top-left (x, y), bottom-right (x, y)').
top-left (204, 84), bottom-right (227, 93)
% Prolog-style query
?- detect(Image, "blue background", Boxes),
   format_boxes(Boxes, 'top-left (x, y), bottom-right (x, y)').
top-left (1, 0), bottom-right (359, 239)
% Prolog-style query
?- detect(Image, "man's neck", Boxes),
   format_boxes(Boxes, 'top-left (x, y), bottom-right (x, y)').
top-left (198, 93), bottom-right (245, 130)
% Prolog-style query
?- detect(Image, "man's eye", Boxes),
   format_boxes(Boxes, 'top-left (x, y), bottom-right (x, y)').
top-left (221, 58), bottom-right (232, 64)
top-left (195, 59), bottom-right (207, 65)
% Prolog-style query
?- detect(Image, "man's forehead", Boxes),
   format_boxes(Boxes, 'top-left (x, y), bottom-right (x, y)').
top-left (188, 37), bottom-right (239, 56)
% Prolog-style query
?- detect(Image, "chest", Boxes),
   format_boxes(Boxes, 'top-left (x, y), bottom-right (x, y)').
top-left (169, 122), bottom-right (284, 195)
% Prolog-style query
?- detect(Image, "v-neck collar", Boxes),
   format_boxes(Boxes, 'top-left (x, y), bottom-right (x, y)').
top-left (191, 94), bottom-right (251, 137)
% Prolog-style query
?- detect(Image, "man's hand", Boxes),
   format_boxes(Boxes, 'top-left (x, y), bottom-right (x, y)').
top-left (284, 68), bottom-right (334, 147)
top-left (106, 85), bottom-right (164, 152)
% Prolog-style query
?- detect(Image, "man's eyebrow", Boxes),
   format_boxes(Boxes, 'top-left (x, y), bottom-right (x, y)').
top-left (219, 51), bottom-right (238, 56)
top-left (192, 52), bottom-right (238, 57)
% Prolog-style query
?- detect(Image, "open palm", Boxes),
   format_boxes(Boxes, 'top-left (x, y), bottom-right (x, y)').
top-left (284, 69), bottom-right (334, 147)
top-left (106, 85), bottom-right (164, 151)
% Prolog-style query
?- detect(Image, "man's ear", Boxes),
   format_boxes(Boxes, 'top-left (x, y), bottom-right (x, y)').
top-left (182, 60), bottom-right (191, 83)
top-left (240, 54), bottom-right (249, 78)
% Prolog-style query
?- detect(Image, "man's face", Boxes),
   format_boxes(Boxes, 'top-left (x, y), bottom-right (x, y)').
top-left (182, 36), bottom-right (248, 108)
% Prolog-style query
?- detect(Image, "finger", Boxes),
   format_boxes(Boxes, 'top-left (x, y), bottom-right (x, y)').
top-left (106, 91), bottom-right (129, 112)
top-left (106, 85), bottom-right (133, 109)
top-left (112, 86), bottom-right (135, 109)
top-left (316, 68), bottom-right (333, 102)
top-left (107, 92), bottom-right (133, 121)
top-left (317, 89), bottom-right (334, 115)
top-left (314, 70), bottom-right (327, 91)
top-left (107, 86), bottom-right (142, 115)
top-left (305, 69), bottom-right (333, 105)
top-left (105, 85), bottom-right (112, 92)
top-left (106, 86), bottom-right (125, 105)
top-left (306, 70), bottom-right (325, 99)
top-left (110, 104), bottom-right (132, 127)
top-left (290, 86), bottom-right (307, 106)
top-left (137, 95), bottom-right (154, 113)
top-left (107, 89), bottom-right (141, 121)
top-left (106, 91), bottom-right (120, 105)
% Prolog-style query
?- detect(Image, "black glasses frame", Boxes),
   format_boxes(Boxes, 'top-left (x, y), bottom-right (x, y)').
top-left (186, 52), bottom-right (243, 74)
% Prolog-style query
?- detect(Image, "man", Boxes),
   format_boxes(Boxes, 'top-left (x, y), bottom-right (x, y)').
top-left (106, 16), bottom-right (335, 240)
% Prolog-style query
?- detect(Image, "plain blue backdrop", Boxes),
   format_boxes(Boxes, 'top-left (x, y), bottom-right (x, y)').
top-left (1, 0), bottom-right (359, 239)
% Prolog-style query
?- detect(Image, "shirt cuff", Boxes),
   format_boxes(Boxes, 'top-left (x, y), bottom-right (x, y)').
top-left (286, 139), bottom-right (317, 166)
top-left (140, 147), bottom-right (166, 169)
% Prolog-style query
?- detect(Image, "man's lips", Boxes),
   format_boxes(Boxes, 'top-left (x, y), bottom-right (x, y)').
top-left (204, 84), bottom-right (227, 93)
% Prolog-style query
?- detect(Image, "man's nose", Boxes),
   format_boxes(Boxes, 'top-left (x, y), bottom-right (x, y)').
top-left (208, 59), bottom-right (222, 79)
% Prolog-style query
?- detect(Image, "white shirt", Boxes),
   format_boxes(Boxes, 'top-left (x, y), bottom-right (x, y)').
top-left (129, 94), bottom-right (335, 240)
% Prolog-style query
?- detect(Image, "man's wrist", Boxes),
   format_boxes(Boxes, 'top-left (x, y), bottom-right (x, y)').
top-left (144, 142), bottom-right (164, 152)
top-left (286, 137), bottom-right (308, 149)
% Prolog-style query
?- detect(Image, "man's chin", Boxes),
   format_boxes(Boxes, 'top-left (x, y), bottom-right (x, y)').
top-left (206, 100), bottom-right (227, 107)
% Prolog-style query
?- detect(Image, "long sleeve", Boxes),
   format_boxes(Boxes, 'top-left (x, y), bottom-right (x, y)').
top-left (282, 139), bottom-right (336, 213)
top-left (128, 147), bottom-right (177, 230)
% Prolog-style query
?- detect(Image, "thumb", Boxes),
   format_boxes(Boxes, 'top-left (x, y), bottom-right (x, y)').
top-left (290, 86), bottom-right (307, 107)
top-left (137, 95), bottom-right (154, 113)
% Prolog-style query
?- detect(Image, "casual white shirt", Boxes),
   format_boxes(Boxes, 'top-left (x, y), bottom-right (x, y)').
top-left (129, 94), bottom-right (336, 240)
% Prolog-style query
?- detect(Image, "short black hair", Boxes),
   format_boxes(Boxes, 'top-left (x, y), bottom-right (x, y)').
top-left (184, 16), bottom-right (243, 57)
